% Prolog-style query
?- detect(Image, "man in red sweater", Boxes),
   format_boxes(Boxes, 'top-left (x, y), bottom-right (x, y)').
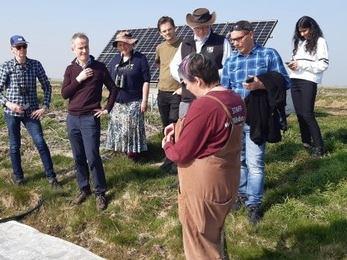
top-left (61, 32), bottom-right (117, 211)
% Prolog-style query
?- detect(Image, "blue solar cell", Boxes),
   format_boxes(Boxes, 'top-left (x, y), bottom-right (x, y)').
top-left (97, 20), bottom-right (277, 82)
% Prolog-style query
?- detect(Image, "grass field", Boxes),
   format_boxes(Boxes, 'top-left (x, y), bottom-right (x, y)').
top-left (0, 85), bottom-right (347, 260)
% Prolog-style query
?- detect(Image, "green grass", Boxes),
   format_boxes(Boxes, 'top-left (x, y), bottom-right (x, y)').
top-left (1, 86), bottom-right (347, 259)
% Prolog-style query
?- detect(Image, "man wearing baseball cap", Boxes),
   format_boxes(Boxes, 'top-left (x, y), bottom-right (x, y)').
top-left (0, 35), bottom-right (62, 189)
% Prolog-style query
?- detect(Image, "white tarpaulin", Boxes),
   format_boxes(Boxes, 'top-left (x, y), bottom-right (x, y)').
top-left (0, 221), bottom-right (105, 260)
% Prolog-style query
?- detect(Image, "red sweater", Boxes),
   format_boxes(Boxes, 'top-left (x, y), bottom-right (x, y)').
top-left (62, 56), bottom-right (117, 115)
top-left (164, 90), bottom-right (246, 164)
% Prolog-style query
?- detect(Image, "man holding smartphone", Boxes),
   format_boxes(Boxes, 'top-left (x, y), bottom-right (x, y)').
top-left (221, 21), bottom-right (291, 224)
top-left (0, 35), bottom-right (62, 188)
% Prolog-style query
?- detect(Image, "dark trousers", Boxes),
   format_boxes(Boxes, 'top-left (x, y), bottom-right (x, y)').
top-left (67, 114), bottom-right (106, 195)
top-left (291, 78), bottom-right (323, 148)
top-left (157, 90), bottom-right (180, 130)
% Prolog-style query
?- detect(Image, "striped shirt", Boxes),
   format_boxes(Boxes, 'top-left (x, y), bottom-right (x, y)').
top-left (221, 43), bottom-right (291, 99)
top-left (0, 57), bottom-right (52, 117)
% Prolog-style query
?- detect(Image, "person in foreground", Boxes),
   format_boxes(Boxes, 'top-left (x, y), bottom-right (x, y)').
top-left (221, 20), bottom-right (291, 224)
top-left (0, 35), bottom-right (62, 188)
top-left (105, 32), bottom-right (150, 160)
top-left (162, 53), bottom-right (246, 260)
top-left (287, 16), bottom-right (329, 157)
top-left (61, 33), bottom-right (117, 211)
top-left (155, 16), bottom-right (182, 175)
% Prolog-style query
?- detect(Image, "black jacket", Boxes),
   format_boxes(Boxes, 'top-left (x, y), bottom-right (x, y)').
top-left (244, 71), bottom-right (287, 145)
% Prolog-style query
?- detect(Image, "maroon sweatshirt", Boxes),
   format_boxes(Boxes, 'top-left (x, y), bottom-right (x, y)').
top-left (62, 56), bottom-right (117, 115)
top-left (164, 90), bottom-right (246, 165)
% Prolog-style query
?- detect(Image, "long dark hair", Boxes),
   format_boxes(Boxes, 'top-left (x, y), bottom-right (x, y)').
top-left (292, 16), bottom-right (324, 56)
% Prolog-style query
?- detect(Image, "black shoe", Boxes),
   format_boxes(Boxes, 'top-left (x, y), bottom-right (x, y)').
top-left (302, 143), bottom-right (312, 150)
top-left (16, 179), bottom-right (25, 186)
top-left (168, 163), bottom-right (178, 175)
top-left (248, 205), bottom-right (261, 225)
top-left (160, 158), bottom-right (173, 171)
top-left (50, 179), bottom-right (63, 189)
top-left (231, 195), bottom-right (247, 211)
top-left (312, 146), bottom-right (324, 158)
top-left (96, 194), bottom-right (107, 211)
top-left (73, 191), bottom-right (91, 205)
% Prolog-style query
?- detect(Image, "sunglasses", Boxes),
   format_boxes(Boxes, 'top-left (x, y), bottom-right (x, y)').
top-left (14, 44), bottom-right (28, 50)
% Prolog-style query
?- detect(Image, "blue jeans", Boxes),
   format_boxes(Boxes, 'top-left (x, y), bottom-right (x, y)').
top-left (5, 113), bottom-right (56, 181)
top-left (239, 123), bottom-right (266, 206)
top-left (67, 114), bottom-right (106, 195)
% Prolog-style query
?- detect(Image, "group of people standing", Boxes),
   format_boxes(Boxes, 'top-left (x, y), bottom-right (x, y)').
top-left (0, 31), bottom-right (151, 211)
top-left (159, 8), bottom-right (329, 260)
top-left (0, 6), bottom-right (329, 259)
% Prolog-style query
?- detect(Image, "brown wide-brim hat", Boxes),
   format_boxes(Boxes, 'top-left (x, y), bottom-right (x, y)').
top-left (112, 31), bottom-right (138, 47)
top-left (186, 8), bottom-right (216, 28)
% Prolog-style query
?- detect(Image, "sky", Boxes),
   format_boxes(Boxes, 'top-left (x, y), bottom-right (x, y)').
top-left (0, 0), bottom-right (343, 86)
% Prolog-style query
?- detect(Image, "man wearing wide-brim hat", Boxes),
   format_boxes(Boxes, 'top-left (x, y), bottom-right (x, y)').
top-left (185, 7), bottom-right (217, 27)
top-left (169, 7), bottom-right (232, 260)
top-left (170, 7), bottom-right (231, 117)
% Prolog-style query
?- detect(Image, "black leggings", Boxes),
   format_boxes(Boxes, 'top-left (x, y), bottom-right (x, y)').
top-left (290, 78), bottom-right (323, 148)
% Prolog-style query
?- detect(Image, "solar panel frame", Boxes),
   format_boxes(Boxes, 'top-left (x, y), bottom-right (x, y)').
top-left (97, 20), bottom-right (278, 83)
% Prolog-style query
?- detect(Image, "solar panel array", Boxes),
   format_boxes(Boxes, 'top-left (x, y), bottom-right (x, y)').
top-left (97, 20), bottom-right (278, 83)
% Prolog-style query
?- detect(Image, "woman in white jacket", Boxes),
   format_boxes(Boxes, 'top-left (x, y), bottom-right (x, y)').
top-left (287, 16), bottom-right (329, 157)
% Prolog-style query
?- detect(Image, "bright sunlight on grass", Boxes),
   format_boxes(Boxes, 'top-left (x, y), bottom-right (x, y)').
top-left (0, 85), bottom-right (347, 259)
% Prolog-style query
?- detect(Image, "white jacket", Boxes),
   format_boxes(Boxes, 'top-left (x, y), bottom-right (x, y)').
top-left (290, 37), bottom-right (329, 84)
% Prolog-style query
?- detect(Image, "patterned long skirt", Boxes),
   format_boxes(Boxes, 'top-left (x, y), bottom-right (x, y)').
top-left (105, 101), bottom-right (147, 153)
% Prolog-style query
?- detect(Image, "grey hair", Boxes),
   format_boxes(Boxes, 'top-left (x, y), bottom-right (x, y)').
top-left (71, 32), bottom-right (89, 47)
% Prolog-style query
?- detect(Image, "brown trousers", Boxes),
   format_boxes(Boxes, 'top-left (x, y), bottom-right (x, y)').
top-left (176, 96), bottom-right (243, 260)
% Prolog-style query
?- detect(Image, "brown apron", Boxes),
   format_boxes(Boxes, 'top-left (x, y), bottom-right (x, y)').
top-left (175, 95), bottom-right (243, 260)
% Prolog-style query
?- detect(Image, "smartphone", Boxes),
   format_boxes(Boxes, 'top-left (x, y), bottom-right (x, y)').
top-left (245, 77), bottom-right (254, 83)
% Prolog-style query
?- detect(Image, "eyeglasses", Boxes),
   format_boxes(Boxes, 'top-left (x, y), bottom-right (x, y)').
top-left (14, 44), bottom-right (28, 50)
top-left (230, 31), bottom-right (250, 43)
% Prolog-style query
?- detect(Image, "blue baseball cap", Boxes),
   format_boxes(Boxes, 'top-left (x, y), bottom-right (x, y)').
top-left (10, 35), bottom-right (29, 46)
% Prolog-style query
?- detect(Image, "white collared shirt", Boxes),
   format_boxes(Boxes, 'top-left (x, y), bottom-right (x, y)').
top-left (170, 33), bottom-right (231, 82)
